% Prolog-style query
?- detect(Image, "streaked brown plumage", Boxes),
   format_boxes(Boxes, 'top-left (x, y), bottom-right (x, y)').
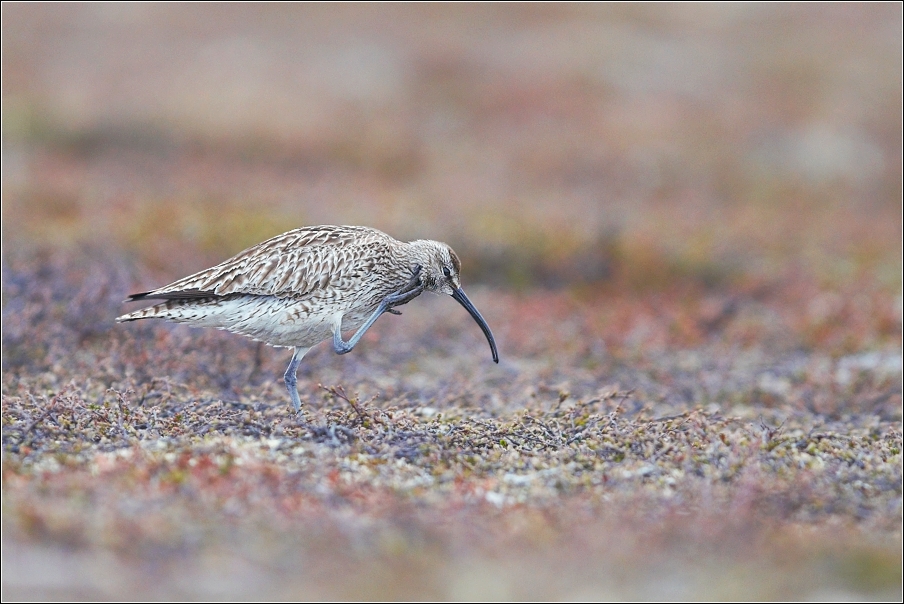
top-left (117, 225), bottom-right (498, 412)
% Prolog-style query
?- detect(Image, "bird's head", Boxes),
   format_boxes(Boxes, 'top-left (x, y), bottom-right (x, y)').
top-left (408, 239), bottom-right (499, 363)
top-left (409, 239), bottom-right (463, 295)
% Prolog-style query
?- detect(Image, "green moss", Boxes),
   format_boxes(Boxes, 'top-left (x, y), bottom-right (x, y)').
top-left (831, 548), bottom-right (903, 593)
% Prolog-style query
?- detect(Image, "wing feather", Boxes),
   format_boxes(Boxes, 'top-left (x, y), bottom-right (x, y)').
top-left (131, 226), bottom-right (396, 301)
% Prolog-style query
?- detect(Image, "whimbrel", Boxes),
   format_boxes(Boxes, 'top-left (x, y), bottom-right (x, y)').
top-left (117, 225), bottom-right (499, 412)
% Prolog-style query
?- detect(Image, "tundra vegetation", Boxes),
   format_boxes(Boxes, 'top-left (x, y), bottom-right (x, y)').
top-left (2, 4), bottom-right (901, 599)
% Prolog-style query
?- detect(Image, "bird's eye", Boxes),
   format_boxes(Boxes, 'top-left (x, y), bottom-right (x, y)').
top-left (442, 266), bottom-right (451, 278)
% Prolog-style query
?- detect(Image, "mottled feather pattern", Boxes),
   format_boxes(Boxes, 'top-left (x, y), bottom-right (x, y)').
top-left (117, 226), bottom-right (419, 345)
top-left (144, 226), bottom-right (402, 300)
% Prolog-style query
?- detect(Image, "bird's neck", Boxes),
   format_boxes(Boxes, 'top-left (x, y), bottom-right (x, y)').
top-left (406, 239), bottom-right (442, 269)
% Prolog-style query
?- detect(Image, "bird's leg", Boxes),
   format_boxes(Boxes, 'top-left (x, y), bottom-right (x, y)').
top-left (333, 266), bottom-right (424, 355)
top-left (385, 268), bottom-right (425, 309)
top-left (393, 265), bottom-right (423, 298)
top-left (283, 346), bottom-right (310, 413)
top-left (381, 265), bottom-right (424, 314)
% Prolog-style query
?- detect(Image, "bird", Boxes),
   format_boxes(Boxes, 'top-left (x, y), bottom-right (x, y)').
top-left (116, 225), bottom-right (499, 412)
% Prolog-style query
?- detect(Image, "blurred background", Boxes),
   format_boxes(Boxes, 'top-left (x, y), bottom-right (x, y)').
top-left (2, 3), bottom-right (901, 600)
top-left (3, 3), bottom-right (900, 292)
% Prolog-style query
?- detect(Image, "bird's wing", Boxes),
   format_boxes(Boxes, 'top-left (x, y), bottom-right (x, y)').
top-left (126, 226), bottom-right (394, 302)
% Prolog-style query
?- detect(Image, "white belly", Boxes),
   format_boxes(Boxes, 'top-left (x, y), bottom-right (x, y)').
top-left (161, 295), bottom-right (376, 348)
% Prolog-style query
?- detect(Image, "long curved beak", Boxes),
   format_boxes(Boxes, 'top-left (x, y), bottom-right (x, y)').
top-left (451, 288), bottom-right (499, 363)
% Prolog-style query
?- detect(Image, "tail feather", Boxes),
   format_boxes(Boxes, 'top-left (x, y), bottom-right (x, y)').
top-left (123, 289), bottom-right (216, 303)
top-left (118, 289), bottom-right (222, 323)
top-left (116, 302), bottom-right (173, 323)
